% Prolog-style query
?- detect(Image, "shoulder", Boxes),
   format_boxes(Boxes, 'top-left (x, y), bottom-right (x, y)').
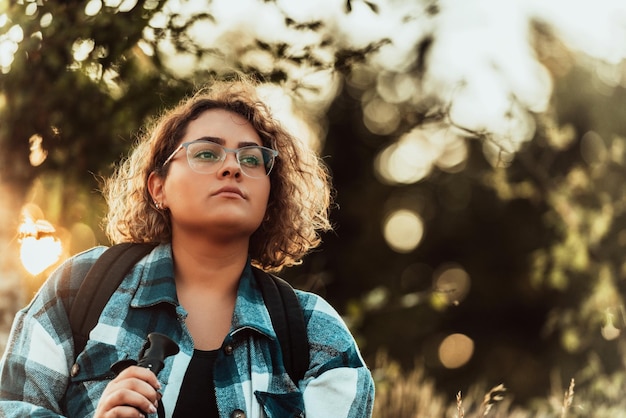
top-left (295, 290), bottom-right (342, 323)
top-left (294, 290), bottom-right (357, 353)
top-left (294, 289), bottom-right (375, 415)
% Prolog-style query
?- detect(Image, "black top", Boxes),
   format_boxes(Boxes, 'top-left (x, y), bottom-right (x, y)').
top-left (172, 349), bottom-right (220, 417)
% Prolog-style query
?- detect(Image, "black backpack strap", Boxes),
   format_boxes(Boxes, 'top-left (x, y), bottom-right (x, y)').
top-left (254, 268), bottom-right (309, 384)
top-left (69, 243), bottom-right (157, 358)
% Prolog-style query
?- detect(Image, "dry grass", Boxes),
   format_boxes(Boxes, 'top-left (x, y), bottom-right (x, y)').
top-left (560, 378), bottom-right (575, 418)
top-left (371, 351), bottom-right (626, 418)
top-left (371, 351), bottom-right (449, 417)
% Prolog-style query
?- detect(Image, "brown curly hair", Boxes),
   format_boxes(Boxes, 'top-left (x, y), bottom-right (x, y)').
top-left (103, 78), bottom-right (333, 272)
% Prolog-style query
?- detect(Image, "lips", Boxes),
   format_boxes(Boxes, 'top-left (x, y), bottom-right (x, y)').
top-left (213, 186), bottom-right (245, 198)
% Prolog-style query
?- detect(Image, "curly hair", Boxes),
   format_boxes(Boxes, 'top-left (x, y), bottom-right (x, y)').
top-left (102, 78), bottom-right (333, 272)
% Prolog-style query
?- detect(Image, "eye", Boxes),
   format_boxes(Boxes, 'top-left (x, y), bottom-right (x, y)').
top-left (194, 150), bottom-right (220, 161)
top-left (239, 154), bottom-right (261, 167)
top-left (238, 148), bottom-right (264, 168)
top-left (190, 144), bottom-right (222, 162)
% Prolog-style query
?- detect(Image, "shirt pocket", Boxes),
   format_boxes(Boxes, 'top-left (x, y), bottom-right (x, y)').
top-left (70, 341), bottom-right (132, 383)
top-left (64, 342), bottom-right (133, 416)
top-left (254, 391), bottom-right (305, 418)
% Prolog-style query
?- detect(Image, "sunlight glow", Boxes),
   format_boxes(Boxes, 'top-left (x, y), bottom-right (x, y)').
top-left (0, 38), bottom-right (16, 70)
top-left (526, 0), bottom-right (626, 65)
top-left (0, 22), bottom-right (22, 73)
top-left (18, 216), bottom-right (62, 276)
top-left (149, 0), bottom-right (626, 171)
top-left (72, 38), bottom-right (95, 62)
top-left (257, 83), bottom-right (328, 152)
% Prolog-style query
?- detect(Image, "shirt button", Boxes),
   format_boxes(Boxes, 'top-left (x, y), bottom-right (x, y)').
top-left (224, 344), bottom-right (234, 355)
top-left (230, 409), bottom-right (245, 418)
top-left (70, 363), bottom-right (80, 377)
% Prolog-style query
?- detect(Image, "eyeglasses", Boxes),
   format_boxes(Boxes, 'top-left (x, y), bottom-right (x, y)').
top-left (162, 140), bottom-right (279, 178)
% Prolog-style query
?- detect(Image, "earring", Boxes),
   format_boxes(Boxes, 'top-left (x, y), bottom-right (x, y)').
top-left (154, 201), bottom-right (162, 210)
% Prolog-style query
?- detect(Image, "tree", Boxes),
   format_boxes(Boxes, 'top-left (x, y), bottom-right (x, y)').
top-left (2, 0), bottom-right (626, 410)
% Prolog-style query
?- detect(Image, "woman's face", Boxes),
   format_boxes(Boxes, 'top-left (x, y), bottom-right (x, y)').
top-left (149, 108), bottom-right (272, 241)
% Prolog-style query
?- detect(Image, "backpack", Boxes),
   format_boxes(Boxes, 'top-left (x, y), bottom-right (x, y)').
top-left (68, 242), bottom-right (309, 384)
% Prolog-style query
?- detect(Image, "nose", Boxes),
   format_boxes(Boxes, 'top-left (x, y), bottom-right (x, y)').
top-left (218, 151), bottom-right (241, 178)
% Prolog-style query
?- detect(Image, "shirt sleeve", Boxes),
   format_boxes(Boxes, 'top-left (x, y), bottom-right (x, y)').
top-left (0, 252), bottom-right (97, 416)
top-left (298, 293), bottom-right (375, 418)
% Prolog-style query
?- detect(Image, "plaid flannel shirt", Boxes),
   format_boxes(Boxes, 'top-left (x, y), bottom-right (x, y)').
top-left (0, 244), bottom-right (374, 417)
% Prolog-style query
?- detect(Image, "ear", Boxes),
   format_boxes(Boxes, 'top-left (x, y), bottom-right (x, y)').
top-left (148, 171), bottom-right (167, 207)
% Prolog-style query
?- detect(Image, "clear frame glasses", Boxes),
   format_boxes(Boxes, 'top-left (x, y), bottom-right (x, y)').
top-left (162, 140), bottom-right (279, 178)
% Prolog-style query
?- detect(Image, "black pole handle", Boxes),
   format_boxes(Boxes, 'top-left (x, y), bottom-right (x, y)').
top-left (110, 332), bottom-right (179, 417)
top-left (138, 332), bottom-right (180, 375)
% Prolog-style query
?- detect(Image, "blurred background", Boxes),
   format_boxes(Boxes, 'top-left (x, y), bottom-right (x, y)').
top-left (1, 0), bottom-right (626, 416)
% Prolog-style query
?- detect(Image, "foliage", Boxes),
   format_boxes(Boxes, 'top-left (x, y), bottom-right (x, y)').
top-left (1, 0), bottom-right (626, 412)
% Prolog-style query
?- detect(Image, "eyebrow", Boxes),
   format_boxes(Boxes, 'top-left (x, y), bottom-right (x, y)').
top-left (192, 136), bottom-right (261, 148)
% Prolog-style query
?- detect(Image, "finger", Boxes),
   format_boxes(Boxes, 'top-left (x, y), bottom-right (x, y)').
top-left (108, 404), bottom-right (153, 417)
top-left (108, 378), bottom-right (160, 406)
top-left (114, 365), bottom-right (161, 390)
top-left (100, 388), bottom-right (158, 416)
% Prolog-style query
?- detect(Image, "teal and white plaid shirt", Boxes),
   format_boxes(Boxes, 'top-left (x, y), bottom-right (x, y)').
top-left (0, 244), bottom-right (374, 417)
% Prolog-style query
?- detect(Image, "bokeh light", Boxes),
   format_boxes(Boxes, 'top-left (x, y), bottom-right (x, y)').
top-left (28, 134), bottom-right (47, 167)
top-left (438, 333), bottom-right (474, 369)
top-left (0, 23), bottom-right (22, 73)
top-left (40, 13), bottom-right (53, 28)
top-left (431, 263), bottom-right (471, 309)
top-left (601, 310), bottom-right (621, 341)
top-left (72, 38), bottom-right (95, 62)
top-left (362, 96), bottom-right (400, 135)
top-left (383, 209), bottom-right (424, 253)
top-left (375, 123), bottom-right (468, 185)
top-left (580, 130), bottom-right (607, 166)
top-left (85, 0), bottom-right (103, 17)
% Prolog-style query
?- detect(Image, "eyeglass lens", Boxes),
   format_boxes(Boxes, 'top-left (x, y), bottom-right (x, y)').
top-left (185, 142), bottom-right (276, 178)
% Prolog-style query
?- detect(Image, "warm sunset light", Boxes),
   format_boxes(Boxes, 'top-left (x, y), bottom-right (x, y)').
top-left (18, 215), bottom-right (62, 276)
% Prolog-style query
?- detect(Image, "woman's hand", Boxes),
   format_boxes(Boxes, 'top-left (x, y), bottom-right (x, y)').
top-left (94, 366), bottom-right (161, 417)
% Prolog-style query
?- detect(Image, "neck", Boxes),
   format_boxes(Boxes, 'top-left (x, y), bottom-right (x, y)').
top-left (170, 233), bottom-right (249, 292)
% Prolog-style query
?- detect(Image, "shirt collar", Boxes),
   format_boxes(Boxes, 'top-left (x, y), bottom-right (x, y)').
top-left (230, 262), bottom-right (275, 339)
top-left (130, 243), bottom-right (178, 308)
top-left (130, 244), bottom-right (275, 339)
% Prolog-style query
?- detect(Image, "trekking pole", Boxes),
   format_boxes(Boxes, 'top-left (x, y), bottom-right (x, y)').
top-left (111, 332), bottom-right (179, 417)
top-left (137, 332), bottom-right (180, 375)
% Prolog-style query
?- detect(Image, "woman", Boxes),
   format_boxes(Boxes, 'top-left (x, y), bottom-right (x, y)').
top-left (0, 79), bottom-right (375, 417)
